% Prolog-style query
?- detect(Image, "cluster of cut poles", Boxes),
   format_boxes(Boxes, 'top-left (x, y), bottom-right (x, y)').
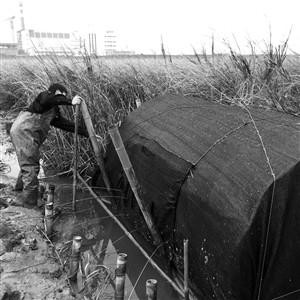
top-left (43, 184), bottom-right (189, 299)
top-left (69, 236), bottom-right (159, 300)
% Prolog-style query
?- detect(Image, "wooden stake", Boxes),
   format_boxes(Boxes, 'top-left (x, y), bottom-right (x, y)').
top-left (146, 279), bottom-right (157, 300)
top-left (108, 124), bottom-right (164, 249)
top-left (72, 104), bottom-right (79, 211)
top-left (184, 239), bottom-right (189, 300)
top-left (115, 253), bottom-right (127, 300)
top-left (80, 100), bottom-right (111, 192)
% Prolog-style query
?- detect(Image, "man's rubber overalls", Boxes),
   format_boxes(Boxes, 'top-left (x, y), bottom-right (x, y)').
top-left (10, 108), bottom-right (55, 207)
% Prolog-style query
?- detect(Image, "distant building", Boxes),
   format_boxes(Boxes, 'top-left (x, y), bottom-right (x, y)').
top-left (104, 30), bottom-right (117, 55)
top-left (0, 43), bottom-right (18, 56)
top-left (17, 29), bottom-right (83, 56)
top-left (103, 30), bottom-right (135, 56)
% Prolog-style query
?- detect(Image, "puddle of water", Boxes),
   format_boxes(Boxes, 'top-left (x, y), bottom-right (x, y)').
top-left (48, 177), bottom-right (183, 300)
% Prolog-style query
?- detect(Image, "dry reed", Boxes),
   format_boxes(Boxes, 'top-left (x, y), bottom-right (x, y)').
top-left (1, 38), bottom-right (299, 173)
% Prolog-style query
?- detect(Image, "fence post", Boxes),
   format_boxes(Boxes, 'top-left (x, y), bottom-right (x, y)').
top-left (69, 236), bottom-right (82, 282)
top-left (44, 202), bottom-right (53, 237)
top-left (115, 253), bottom-right (127, 300)
top-left (146, 279), bottom-right (157, 300)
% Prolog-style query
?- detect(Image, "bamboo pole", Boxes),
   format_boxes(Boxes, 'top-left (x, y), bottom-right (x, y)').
top-left (76, 173), bottom-right (185, 298)
top-left (80, 100), bottom-right (111, 192)
top-left (115, 253), bottom-right (127, 300)
top-left (72, 104), bottom-right (79, 211)
top-left (184, 239), bottom-right (189, 300)
top-left (108, 124), bottom-right (163, 249)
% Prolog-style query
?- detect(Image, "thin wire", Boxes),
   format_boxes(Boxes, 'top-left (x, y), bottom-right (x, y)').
top-left (128, 240), bottom-right (169, 300)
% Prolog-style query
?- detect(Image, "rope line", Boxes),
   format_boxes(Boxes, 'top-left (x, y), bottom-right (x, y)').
top-left (194, 121), bottom-right (250, 166)
top-left (243, 107), bottom-right (276, 300)
top-left (271, 288), bottom-right (300, 300)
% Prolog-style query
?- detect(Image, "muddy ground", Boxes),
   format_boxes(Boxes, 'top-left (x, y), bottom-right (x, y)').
top-left (0, 114), bottom-right (78, 300)
top-left (0, 111), bottom-right (183, 300)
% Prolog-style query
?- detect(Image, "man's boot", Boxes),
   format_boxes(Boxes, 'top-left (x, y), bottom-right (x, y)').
top-left (23, 188), bottom-right (38, 209)
top-left (14, 172), bottom-right (24, 192)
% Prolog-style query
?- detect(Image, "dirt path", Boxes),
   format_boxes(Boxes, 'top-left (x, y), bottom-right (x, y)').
top-left (0, 114), bottom-right (75, 300)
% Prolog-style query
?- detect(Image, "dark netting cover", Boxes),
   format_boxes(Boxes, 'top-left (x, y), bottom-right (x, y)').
top-left (103, 94), bottom-right (300, 300)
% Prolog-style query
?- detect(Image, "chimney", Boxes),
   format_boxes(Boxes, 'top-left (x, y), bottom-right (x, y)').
top-left (19, 2), bottom-right (25, 30)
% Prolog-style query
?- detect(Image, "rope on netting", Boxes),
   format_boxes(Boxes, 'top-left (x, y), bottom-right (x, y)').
top-left (271, 288), bottom-right (300, 300)
top-left (243, 107), bottom-right (276, 300)
top-left (194, 121), bottom-right (250, 166)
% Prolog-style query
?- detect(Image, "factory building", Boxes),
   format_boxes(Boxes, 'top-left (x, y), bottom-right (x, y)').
top-left (17, 29), bottom-right (83, 56)
top-left (1, 2), bottom-right (134, 57)
top-left (0, 43), bottom-right (18, 56)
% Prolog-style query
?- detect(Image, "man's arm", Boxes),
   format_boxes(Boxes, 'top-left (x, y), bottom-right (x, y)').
top-left (50, 113), bottom-right (89, 137)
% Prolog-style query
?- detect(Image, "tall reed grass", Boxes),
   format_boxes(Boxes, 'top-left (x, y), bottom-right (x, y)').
top-left (1, 39), bottom-right (299, 174)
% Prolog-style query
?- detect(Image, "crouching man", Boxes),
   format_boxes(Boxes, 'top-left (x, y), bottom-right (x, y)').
top-left (10, 83), bottom-right (89, 208)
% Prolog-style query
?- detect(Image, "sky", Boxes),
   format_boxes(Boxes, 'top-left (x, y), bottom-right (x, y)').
top-left (1, 0), bottom-right (300, 55)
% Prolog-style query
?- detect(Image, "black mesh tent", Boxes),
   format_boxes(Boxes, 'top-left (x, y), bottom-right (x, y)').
top-left (101, 94), bottom-right (300, 300)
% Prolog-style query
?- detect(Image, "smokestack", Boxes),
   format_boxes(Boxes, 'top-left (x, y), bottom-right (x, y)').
top-left (19, 2), bottom-right (25, 30)
top-left (91, 32), bottom-right (94, 53)
top-left (89, 33), bottom-right (91, 53)
top-left (94, 33), bottom-right (97, 54)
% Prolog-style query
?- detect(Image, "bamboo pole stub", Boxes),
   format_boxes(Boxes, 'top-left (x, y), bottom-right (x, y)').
top-left (146, 279), bottom-right (158, 300)
top-left (135, 98), bottom-right (141, 108)
top-left (69, 236), bottom-right (82, 282)
top-left (115, 253), bottom-right (127, 300)
top-left (46, 184), bottom-right (55, 204)
top-left (44, 202), bottom-right (53, 237)
top-left (184, 239), bottom-right (189, 300)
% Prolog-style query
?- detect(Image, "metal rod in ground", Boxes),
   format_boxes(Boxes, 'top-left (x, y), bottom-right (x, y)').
top-left (80, 99), bottom-right (111, 192)
top-left (69, 236), bottom-right (82, 282)
top-left (115, 253), bottom-right (127, 300)
top-left (76, 173), bottom-right (185, 298)
top-left (44, 202), bottom-right (53, 237)
top-left (146, 279), bottom-right (157, 300)
top-left (72, 104), bottom-right (80, 211)
top-left (46, 184), bottom-right (55, 204)
top-left (184, 239), bottom-right (189, 300)
top-left (108, 124), bottom-right (164, 249)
